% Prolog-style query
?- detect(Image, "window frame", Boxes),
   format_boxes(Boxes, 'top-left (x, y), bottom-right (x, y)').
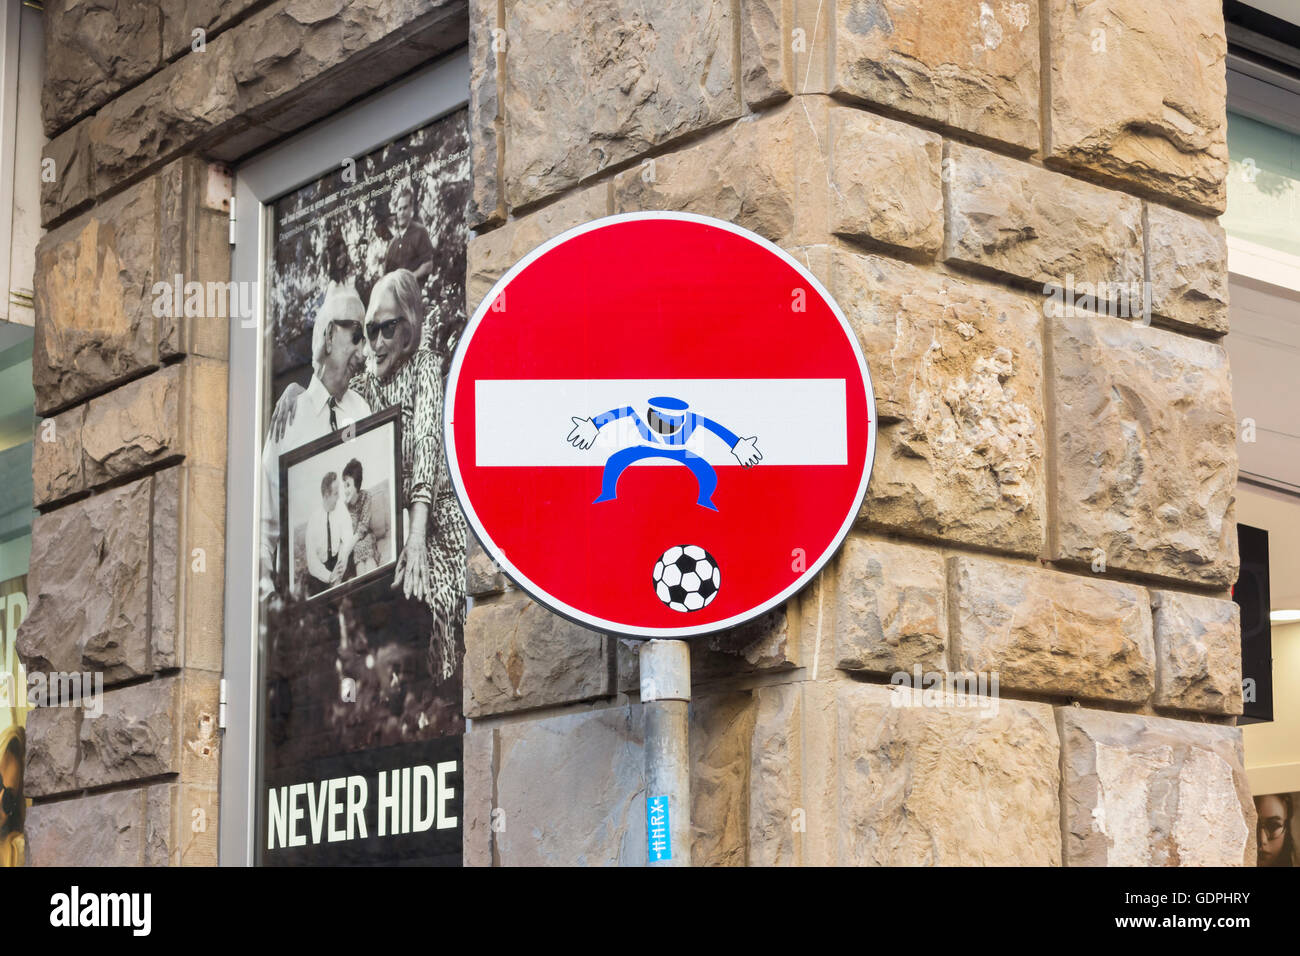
top-left (220, 50), bottom-right (470, 866)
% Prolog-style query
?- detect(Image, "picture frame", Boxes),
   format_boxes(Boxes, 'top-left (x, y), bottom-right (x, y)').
top-left (277, 404), bottom-right (404, 605)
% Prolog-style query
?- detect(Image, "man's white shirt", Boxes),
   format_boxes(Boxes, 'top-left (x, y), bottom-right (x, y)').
top-left (260, 375), bottom-right (371, 590)
top-left (306, 498), bottom-right (354, 588)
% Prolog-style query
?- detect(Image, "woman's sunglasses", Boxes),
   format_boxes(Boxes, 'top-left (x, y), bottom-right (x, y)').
top-left (366, 318), bottom-right (402, 343)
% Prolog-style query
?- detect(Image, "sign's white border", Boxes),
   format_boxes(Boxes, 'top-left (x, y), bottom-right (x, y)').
top-left (445, 211), bottom-right (878, 639)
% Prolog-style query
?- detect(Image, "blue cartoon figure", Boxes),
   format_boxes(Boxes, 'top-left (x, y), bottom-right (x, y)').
top-left (566, 396), bottom-right (762, 511)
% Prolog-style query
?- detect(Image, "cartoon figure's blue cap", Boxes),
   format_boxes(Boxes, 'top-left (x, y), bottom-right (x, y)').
top-left (648, 396), bottom-right (689, 413)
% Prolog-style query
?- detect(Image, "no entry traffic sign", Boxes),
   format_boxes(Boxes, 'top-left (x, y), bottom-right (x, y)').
top-left (445, 212), bottom-right (876, 639)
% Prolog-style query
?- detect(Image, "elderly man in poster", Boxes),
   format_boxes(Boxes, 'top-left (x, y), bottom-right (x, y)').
top-left (259, 286), bottom-right (372, 599)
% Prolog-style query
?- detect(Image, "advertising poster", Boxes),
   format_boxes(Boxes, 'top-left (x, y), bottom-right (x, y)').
top-left (255, 112), bottom-right (470, 865)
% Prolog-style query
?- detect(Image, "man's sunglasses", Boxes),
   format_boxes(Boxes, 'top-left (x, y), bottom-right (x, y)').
top-left (333, 319), bottom-right (364, 345)
top-left (366, 318), bottom-right (402, 343)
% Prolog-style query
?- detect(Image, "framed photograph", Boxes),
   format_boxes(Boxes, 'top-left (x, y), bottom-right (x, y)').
top-left (278, 405), bottom-right (404, 604)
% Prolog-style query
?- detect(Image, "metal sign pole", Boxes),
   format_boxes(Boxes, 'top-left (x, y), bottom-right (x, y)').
top-left (640, 639), bottom-right (691, 867)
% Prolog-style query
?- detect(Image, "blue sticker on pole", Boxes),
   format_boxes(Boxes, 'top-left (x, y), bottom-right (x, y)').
top-left (647, 795), bottom-right (672, 862)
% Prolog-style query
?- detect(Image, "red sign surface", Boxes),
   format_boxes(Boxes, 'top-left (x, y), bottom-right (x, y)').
top-left (445, 213), bottom-right (875, 638)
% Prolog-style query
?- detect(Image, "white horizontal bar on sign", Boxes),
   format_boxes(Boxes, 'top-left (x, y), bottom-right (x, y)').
top-left (474, 378), bottom-right (847, 467)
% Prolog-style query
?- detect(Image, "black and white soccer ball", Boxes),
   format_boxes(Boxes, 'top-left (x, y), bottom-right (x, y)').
top-left (653, 545), bottom-right (720, 612)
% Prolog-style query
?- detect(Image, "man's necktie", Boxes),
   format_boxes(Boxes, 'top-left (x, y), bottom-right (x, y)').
top-left (328, 397), bottom-right (339, 432)
top-left (326, 512), bottom-right (335, 562)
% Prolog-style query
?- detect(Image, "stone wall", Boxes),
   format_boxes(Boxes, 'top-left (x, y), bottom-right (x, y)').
top-left (461, 0), bottom-right (1253, 866)
top-left (21, 0), bottom-right (469, 865)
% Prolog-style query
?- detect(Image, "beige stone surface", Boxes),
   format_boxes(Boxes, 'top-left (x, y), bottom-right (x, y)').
top-left (464, 592), bottom-right (610, 718)
top-left (32, 405), bottom-right (84, 506)
top-left (833, 0), bottom-right (1040, 152)
top-left (836, 682), bottom-right (1061, 865)
top-left (466, 183), bottom-right (608, 314)
top-left (1146, 203), bottom-right (1229, 335)
top-left (830, 106), bottom-right (943, 255)
top-left (493, 704), bottom-right (646, 866)
top-left (145, 782), bottom-right (220, 866)
top-left (1059, 707), bottom-right (1254, 866)
top-left (40, 124), bottom-right (93, 225)
top-left (502, 0), bottom-right (741, 208)
top-left (748, 682), bottom-right (801, 866)
top-left (803, 249), bottom-right (1045, 554)
top-left (945, 141), bottom-right (1144, 292)
top-left (1047, 0), bottom-right (1228, 213)
top-left (461, 726), bottom-right (498, 867)
top-left (34, 181), bottom-right (161, 413)
top-left (949, 555), bottom-right (1154, 703)
top-left (1051, 312), bottom-right (1238, 586)
top-left (613, 99), bottom-right (813, 248)
top-left (741, 0), bottom-right (791, 107)
top-left (689, 692), bottom-right (755, 866)
top-left (835, 535), bottom-right (946, 675)
top-left (1151, 590), bottom-right (1243, 715)
top-left (18, 477), bottom-right (154, 684)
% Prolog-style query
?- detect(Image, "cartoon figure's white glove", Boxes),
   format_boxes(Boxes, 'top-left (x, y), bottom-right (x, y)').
top-left (731, 435), bottom-right (762, 468)
top-left (568, 416), bottom-right (598, 450)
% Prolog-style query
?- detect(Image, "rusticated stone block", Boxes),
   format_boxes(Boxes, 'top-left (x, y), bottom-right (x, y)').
top-left (40, 123), bottom-right (93, 225)
top-left (18, 477), bottom-right (154, 684)
top-left (1051, 312), bottom-right (1237, 586)
top-left (26, 788), bottom-right (149, 866)
top-left (493, 704), bottom-right (647, 866)
top-left (32, 404), bottom-right (84, 506)
top-left (740, 0), bottom-right (791, 108)
top-left (468, 0), bottom-right (505, 227)
top-left (949, 555), bottom-right (1154, 704)
top-left (42, 0), bottom-right (163, 136)
top-left (45, 0), bottom-right (466, 220)
top-left (160, 0), bottom-right (265, 61)
top-left (23, 703), bottom-right (79, 797)
top-left (803, 249), bottom-right (1045, 554)
top-left (466, 183), bottom-right (608, 314)
top-left (78, 677), bottom-right (182, 789)
top-left (463, 592), bottom-right (609, 718)
top-left (152, 467), bottom-right (181, 671)
top-left (1047, 0), bottom-right (1228, 213)
top-left (82, 365), bottom-right (184, 486)
top-left (838, 684), bottom-right (1061, 865)
top-left (835, 535), bottom-right (946, 675)
top-left (1059, 707), bottom-right (1254, 866)
top-left (748, 682), bottom-right (801, 866)
top-left (34, 182), bottom-right (161, 413)
top-left (833, 0), bottom-right (1040, 153)
top-left (503, 0), bottom-right (742, 208)
top-left (1146, 204), bottom-right (1229, 335)
top-left (1151, 590), bottom-right (1243, 715)
top-left (944, 141), bottom-right (1144, 294)
top-left (465, 535), bottom-right (507, 596)
top-left (830, 106), bottom-right (943, 256)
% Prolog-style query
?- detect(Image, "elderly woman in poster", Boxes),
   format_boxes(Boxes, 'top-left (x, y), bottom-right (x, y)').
top-left (274, 268), bottom-right (467, 683)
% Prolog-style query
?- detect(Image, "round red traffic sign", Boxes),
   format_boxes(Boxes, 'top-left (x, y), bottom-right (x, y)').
top-left (445, 212), bottom-right (876, 638)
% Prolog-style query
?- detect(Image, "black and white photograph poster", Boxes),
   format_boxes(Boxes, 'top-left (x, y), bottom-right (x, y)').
top-left (255, 112), bottom-right (471, 866)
